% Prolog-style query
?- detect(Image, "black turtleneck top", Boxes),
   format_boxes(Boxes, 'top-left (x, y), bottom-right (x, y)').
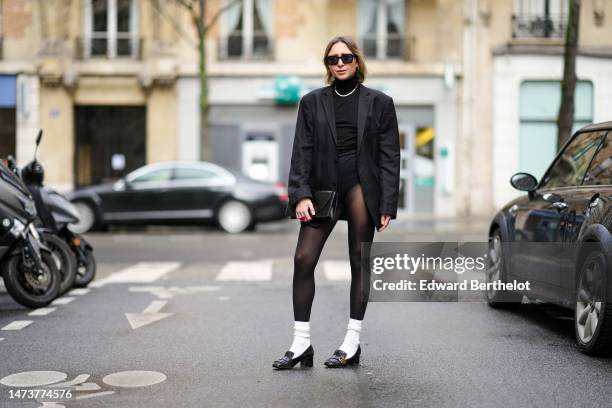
top-left (332, 73), bottom-right (360, 157)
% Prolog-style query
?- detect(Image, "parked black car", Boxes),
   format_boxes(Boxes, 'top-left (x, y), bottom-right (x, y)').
top-left (68, 161), bottom-right (289, 233)
top-left (487, 121), bottom-right (612, 356)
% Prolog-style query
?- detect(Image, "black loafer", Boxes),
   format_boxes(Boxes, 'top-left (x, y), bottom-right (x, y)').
top-left (272, 345), bottom-right (314, 369)
top-left (324, 345), bottom-right (361, 368)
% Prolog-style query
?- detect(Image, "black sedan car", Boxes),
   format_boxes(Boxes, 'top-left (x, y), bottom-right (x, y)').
top-left (67, 161), bottom-right (289, 233)
top-left (488, 121), bottom-right (612, 356)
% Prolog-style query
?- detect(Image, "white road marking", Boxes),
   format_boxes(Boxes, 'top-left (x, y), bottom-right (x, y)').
top-left (125, 300), bottom-right (173, 330)
top-left (51, 297), bottom-right (75, 305)
top-left (0, 338), bottom-right (4, 342)
top-left (323, 261), bottom-right (352, 281)
top-left (0, 371), bottom-right (67, 386)
top-left (69, 288), bottom-right (91, 296)
top-left (75, 390), bottom-right (116, 400)
top-left (91, 262), bottom-right (181, 287)
top-left (1, 320), bottom-right (33, 331)
top-left (216, 260), bottom-right (273, 281)
top-left (143, 300), bottom-right (167, 314)
top-left (219, 296), bottom-right (230, 301)
top-left (129, 285), bottom-right (220, 299)
top-left (48, 374), bottom-right (90, 387)
top-left (102, 370), bottom-right (167, 388)
top-left (28, 307), bottom-right (57, 316)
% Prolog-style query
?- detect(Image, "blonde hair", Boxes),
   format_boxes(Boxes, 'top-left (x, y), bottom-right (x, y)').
top-left (322, 36), bottom-right (368, 85)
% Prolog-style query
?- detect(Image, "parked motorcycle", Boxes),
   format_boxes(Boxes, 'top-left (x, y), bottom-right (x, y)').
top-left (21, 131), bottom-right (96, 289)
top-left (0, 158), bottom-right (61, 308)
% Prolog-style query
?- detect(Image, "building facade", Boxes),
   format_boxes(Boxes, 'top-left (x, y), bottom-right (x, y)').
top-left (1, 0), bottom-right (611, 218)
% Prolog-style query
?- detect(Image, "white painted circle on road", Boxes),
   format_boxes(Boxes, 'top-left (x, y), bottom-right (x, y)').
top-left (102, 371), bottom-right (166, 388)
top-left (1, 371), bottom-right (67, 387)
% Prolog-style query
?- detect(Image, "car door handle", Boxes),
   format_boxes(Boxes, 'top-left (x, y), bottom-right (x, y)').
top-left (588, 193), bottom-right (601, 208)
top-left (551, 201), bottom-right (568, 211)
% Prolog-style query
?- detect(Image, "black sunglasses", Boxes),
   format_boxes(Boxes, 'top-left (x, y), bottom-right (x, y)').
top-left (325, 53), bottom-right (355, 65)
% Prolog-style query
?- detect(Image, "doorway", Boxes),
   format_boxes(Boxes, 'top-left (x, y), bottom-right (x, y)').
top-left (74, 106), bottom-right (146, 187)
top-left (0, 108), bottom-right (16, 159)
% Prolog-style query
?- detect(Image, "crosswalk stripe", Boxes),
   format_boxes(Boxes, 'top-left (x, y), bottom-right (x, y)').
top-left (51, 297), bottom-right (75, 305)
top-left (2, 321), bottom-right (33, 330)
top-left (216, 261), bottom-right (273, 281)
top-left (91, 262), bottom-right (181, 287)
top-left (323, 261), bottom-right (352, 281)
top-left (69, 288), bottom-right (91, 296)
top-left (28, 307), bottom-right (57, 316)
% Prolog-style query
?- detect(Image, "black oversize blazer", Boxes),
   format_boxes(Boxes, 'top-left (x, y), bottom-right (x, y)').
top-left (287, 82), bottom-right (401, 230)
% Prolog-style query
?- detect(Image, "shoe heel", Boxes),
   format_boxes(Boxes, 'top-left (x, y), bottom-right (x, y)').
top-left (301, 355), bottom-right (313, 367)
top-left (348, 355), bottom-right (359, 366)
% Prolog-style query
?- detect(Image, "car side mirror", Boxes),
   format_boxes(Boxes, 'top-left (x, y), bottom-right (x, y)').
top-left (510, 172), bottom-right (538, 200)
top-left (510, 172), bottom-right (538, 192)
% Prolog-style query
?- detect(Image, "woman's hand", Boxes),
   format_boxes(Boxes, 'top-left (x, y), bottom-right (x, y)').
top-left (377, 214), bottom-right (392, 232)
top-left (296, 198), bottom-right (315, 221)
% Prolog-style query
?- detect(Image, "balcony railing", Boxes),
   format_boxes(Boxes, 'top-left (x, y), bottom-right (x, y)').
top-left (359, 34), bottom-right (406, 60)
top-left (512, 13), bottom-right (567, 39)
top-left (75, 35), bottom-right (143, 60)
top-left (218, 31), bottom-right (275, 61)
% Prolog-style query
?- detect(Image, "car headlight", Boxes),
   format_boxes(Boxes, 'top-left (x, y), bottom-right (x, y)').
top-left (10, 219), bottom-right (26, 237)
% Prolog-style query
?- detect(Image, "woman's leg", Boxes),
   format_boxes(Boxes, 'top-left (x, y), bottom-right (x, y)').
top-left (325, 183), bottom-right (375, 363)
top-left (345, 183), bottom-right (376, 320)
top-left (292, 218), bottom-right (338, 321)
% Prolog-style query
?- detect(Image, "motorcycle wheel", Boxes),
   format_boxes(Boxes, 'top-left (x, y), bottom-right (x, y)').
top-left (74, 248), bottom-right (96, 287)
top-left (43, 233), bottom-right (77, 295)
top-left (3, 251), bottom-right (61, 308)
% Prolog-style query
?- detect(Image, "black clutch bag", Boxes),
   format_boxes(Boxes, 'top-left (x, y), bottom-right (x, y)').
top-left (285, 190), bottom-right (338, 220)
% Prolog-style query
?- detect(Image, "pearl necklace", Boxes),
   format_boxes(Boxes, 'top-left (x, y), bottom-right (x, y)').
top-left (334, 83), bottom-right (359, 97)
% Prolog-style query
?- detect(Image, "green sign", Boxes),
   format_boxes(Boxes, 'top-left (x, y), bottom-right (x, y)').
top-left (274, 75), bottom-right (301, 105)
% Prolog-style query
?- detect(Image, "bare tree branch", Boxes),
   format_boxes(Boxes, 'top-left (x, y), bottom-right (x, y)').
top-left (151, 0), bottom-right (198, 48)
top-left (204, 0), bottom-right (242, 32)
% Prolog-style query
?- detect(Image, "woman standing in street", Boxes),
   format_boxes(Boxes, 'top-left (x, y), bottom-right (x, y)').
top-left (273, 36), bottom-right (401, 369)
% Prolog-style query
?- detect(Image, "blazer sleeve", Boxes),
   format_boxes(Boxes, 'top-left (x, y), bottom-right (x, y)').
top-left (287, 95), bottom-right (314, 208)
top-left (378, 96), bottom-right (401, 219)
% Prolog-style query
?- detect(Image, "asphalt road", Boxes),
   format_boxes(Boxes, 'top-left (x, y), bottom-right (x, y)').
top-left (1, 220), bottom-right (611, 408)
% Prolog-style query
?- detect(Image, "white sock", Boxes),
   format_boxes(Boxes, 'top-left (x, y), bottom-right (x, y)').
top-left (288, 321), bottom-right (311, 356)
top-left (338, 318), bottom-right (362, 358)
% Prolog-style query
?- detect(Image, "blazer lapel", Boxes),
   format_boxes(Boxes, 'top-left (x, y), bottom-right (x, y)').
top-left (357, 84), bottom-right (373, 153)
top-left (322, 86), bottom-right (337, 145)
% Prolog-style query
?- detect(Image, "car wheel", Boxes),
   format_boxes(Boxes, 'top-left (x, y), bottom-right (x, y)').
top-left (68, 202), bottom-right (97, 234)
top-left (575, 250), bottom-right (612, 356)
top-left (484, 229), bottom-right (523, 309)
top-left (217, 200), bottom-right (253, 233)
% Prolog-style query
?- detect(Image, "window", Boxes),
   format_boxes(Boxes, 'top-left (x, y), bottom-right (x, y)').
top-left (173, 167), bottom-right (218, 181)
top-left (512, 0), bottom-right (568, 39)
top-left (583, 132), bottom-right (612, 186)
top-left (540, 131), bottom-right (605, 189)
top-left (220, 0), bottom-right (272, 60)
top-left (83, 0), bottom-right (139, 58)
top-left (131, 168), bottom-right (172, 184)
top-left (518, 80), bottom-right (593, 180)
top-left (358, 0), bottom-right (405, 59)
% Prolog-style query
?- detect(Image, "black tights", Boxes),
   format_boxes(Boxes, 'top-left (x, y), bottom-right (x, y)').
top-left (292, 184), bottom-right (375, 322)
